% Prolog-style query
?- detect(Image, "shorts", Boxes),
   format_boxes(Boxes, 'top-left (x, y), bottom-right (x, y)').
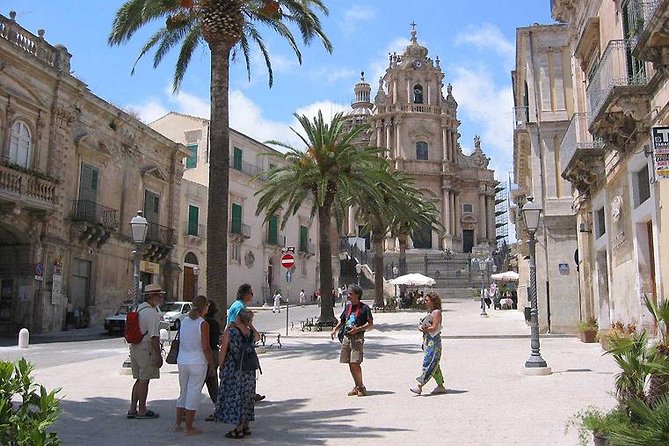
top-left (130, 343), bottom-right (160, 380)
top-left (339, 334), bottom-right (364, 364)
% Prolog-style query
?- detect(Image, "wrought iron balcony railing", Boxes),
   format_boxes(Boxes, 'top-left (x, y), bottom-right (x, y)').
top-left (185, 223), bottom-right (205, 237)
top-left (232, 160), bottom-right (264, 178)
top-left (70, 200), bottom-right (119, 229)
top-left (146, 222), bottom-right (175, 246)
top-left (264, 232), bottom-right (285, 247)
top-left (560, 113), bottom-right (604, 174)
top-left (586, 39), bottom-right (649, 126)
top-left (629, 0), bottom-right (662, 39)
top-left (230, 220), bottom-right (251, 238)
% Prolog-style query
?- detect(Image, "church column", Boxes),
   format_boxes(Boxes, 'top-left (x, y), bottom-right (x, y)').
top-left (454, 193), bottom-right (461, 238)
top-left (451, 131), bottom-right (457, 160)
top-left (348, 205), bottom-right (356, 235)
top-left (386, 123), bottom-right (392, 157)
top-left (406, 79), bottom-right (411, 103)
top-left (442, 189), bottom-right (451, 235)
top-left (376, 122), bottom-right (383, 153)
top-left (393, 79), bottom-right (397, 103)
top-left (441, 126), bottom-right (448, 161)
top-left (395, 119), bottom-right (402, 158)
top-left (479, 190), bottom-right (487, 241)
top-left (427, 84), bottom-right (431, 105)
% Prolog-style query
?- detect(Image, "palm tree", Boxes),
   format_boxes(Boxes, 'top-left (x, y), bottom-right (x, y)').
top-left (643, 294), bottom-right (669, 408)
top-left (256, 111), bottom-right (391, 323)
top-left (354, 170), bottom-right (432, 307)
top-left (108, 0), bottom-right (332, 312)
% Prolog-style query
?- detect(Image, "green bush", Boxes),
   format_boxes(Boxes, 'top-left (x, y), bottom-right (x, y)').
top-left (565, 407), bottom-right (631, 446)
top-left (0, 358), bottom-right (61, 446)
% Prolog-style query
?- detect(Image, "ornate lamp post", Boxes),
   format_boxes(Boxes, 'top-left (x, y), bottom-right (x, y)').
top-left (130, 211), bottom-right (149, 306)
top-left (521, 197), bottom-right (551, 375)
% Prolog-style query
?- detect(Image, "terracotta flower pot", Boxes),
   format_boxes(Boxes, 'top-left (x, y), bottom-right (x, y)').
top-left (579, 329), bottom-right (597, 343)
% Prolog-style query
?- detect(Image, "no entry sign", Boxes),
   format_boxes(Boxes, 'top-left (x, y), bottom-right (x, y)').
top-left (281, 253), bottom-right (295, 269)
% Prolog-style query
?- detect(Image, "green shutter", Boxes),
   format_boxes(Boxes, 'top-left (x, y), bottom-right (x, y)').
top-left (186, 144), bottom-right (197, 169)
top-left (231, 203), bottom-right (242, 234)
top-left (188, 205), bottom-right (199, 236)
top-left (233, 147), bottom-right (243, 170)
top-left (268, 215), bottom-right (278, 245)
top-left (299, 225), bottom-right (308, 252)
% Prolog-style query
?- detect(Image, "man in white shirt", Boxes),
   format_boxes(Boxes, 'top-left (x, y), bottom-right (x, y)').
top-left (273, 290), bottom-right (282, 313)
top-left (299, 289), bottom-right (306, 307)
top-left (128, 283), bottom-right (164, 419)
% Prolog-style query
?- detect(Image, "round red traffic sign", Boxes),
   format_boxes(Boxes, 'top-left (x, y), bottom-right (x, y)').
top-left (281, 253), bottom-right (295, 269)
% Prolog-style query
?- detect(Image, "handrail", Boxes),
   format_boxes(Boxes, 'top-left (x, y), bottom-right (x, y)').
top-left (146, 222), bottom-right (175, 246)
top-left (560, 113), bottom-right (604, 173)
top-left (0, 163), bottom-right (58, 206)
top-left (70, 200), bottom-right (119, 229)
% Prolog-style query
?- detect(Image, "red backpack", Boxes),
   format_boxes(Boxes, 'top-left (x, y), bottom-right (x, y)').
top-left (124, 306), bottom-right (148, 344)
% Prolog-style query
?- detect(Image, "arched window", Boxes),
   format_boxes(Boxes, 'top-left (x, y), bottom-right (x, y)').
top-left (9, 121), bottom-right (31, 168)
top-left (184, 252), bottom-right (199, 265)
top-left (416, 141), bottom-right (428, 160)
top-left (413, 84), bottom-right (424, 104)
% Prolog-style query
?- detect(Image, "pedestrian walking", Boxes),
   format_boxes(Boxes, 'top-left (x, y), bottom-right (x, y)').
top-left (215, 309), bottom-right (259, 438)
top-left (174, 295), bottom-right (214, 435)
top-left (410, 292), bottom-right (446, 395)
top-left (299, 289), bottom-right (306, 307)
top-left (203, 300), bottom-right (221, 421)
top-left (330, 285), bottom-right (373, 397)
top-left (272, 290), bottom-right (282, 313)
top-left (127, 283), bottom-right (164, 420)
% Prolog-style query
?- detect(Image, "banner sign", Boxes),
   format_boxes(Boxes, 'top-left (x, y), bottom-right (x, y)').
top-left (652, 126), bottom-right (669, 179)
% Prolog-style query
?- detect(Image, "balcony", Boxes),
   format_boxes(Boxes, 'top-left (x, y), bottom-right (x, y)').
top-left (400, 160), bottom-right (442, 175)
top-left (263, 232), bottom-right (285, 248)
top-left (0, 162), bottom-right (58, 211)
top-left (229, 220), bottom-right (251, 240)
top-left (143, 222), bottom-right (175, 262)
top-left (69, 200), bottom-right (119, 247)
top-left (513, 106), bottom-right (530, 131)
top-left (298, 242), bottom-right (316, 256)
top-left (586, 39), bottom-right (651, 149)
top-left (232, 160), bottom-right (264, 179)
top-left (560, 113), bottom-right (605, 194)
top-left (629, 1), bottom-right (669, 65)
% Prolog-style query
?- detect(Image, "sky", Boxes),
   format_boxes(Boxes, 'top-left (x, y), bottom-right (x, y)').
top-left (3, 0), bottom-right (554, 182)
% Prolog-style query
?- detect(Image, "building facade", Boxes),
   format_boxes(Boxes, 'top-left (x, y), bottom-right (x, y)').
top-left (345, 28), bottom-right (497, 256)
top-left (150, 112), bottom-right (320, 306)
top-left (512, 24), bottom-right (581, 333)
top-left (0, 12), bottom-right (186, 333)
top-left (551, 0), bottom-right (668, 331)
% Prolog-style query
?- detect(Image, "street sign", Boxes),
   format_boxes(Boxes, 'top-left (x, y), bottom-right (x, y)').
top-left (283, 246), bottom-right (295, 253)
top-left (652, 126), bottom-right (669, 179)
top-left (286, 269), bottom-right (293, 284)
top-left (281, 253), bottom-right (295, 269)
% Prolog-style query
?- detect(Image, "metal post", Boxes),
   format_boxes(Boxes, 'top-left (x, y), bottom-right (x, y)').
top-left (133, 248), bottom-right (141, 306)
top-left (480, 261), bottom-right (488, 317)
top-left (525, 233), bottom-right (548, 368)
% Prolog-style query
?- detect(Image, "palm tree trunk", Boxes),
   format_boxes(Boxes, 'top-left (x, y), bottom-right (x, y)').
top-left (207, 44), bottom-right (230, 316)
top-left (372, 230), bottom-right (385, 308)
top-left (398, 233), bottom-right (408, 275)
top-left (317, 198), bottom-right (336, 324)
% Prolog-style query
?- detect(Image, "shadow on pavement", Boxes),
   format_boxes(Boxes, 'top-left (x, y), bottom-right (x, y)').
top-left (56, 396), bottom-right (410, 445)
top-left (272, 341), bottom-right (421, 362)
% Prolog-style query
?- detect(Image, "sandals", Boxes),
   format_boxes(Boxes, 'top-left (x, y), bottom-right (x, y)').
top-left (243, 427), bottom-right (252, 436)
top-left (225, 428), bottom-right (245, 439)
top-left (135, 410), bottom-right (159, 419)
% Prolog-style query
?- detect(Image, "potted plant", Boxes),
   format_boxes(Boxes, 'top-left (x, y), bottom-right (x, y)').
top-left (565, 407), bottom-right (630, 446)
top-left (577, 317), bottom-right (599, 343)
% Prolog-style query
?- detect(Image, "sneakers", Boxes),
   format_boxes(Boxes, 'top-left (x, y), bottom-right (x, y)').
top-left (347, 386), bottom-right (368, 396)
top-left (409, 386), bottom-right (422, 395)
top-left (431, 385), bottom-right (447, 395)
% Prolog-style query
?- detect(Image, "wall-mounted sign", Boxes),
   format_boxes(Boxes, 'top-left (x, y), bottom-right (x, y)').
top-left (34, 263), bottom-right (44, 281)
top-left (652, 126), bottom-right (669, 179)
top-left (558, 263), bottom-right (569, 275)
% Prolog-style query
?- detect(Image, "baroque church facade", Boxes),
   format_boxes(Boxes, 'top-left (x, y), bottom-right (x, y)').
top-left (345, 28), bottom-right (497, 254)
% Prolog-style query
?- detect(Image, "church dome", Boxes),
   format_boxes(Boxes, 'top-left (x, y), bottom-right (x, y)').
top-left (403, 26), bottom-right (428, 61)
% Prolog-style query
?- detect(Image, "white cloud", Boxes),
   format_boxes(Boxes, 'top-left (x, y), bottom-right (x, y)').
top-left (307, 67), bottom-right (357, 85)
top-left (454, 23), bottom-right (515, 68)
top-left (342, 5), bottom-right (376, 34)
top-left (125, 99), bottom-right (168, 123)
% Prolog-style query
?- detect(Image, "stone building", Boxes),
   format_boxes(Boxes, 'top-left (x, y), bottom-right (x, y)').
top-left (150, 112), bottom-right (320, 306)
top-left (549, 0), bottom-right (668, 331)
top-left (344, 27), bottom-right (497, 257)
top-left (0, 12), bottom-right (186, 333)
top-left (512, 24), bottom-right (581, 333)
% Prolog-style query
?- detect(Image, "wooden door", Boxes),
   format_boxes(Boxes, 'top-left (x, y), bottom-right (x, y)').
top-left (183, 266), bottom-right (195, 302)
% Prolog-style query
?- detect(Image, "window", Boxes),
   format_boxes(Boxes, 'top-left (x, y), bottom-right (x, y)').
top-left (299, 225), bottom-right (308, 252)
top-left (231, 203), bottom-right (242, 235)
top-left (187, 205), bottom-right (199, 236)
top-left (413, 84), bottom-right (424, 104)
top-left (595, 207), bottom-right (606, 238)
top-left (185, 144), bottom-right (197, 169)
top-left (78, 162), bottom-right (99, 207)
top-left (633, 164), bottom-right (651, 208)
top-left (416, 141), bottom-right (428, 160)
top-left (233, 147), bottom-right (243, 171)
top-left (231, 243), bottom-right (241, 262)
top-left (9, 121), bottom-right (31, 168)
top-left (267, 215), bottom-right (278, 245)
top-left (463, 204), bottom-right (473, 213)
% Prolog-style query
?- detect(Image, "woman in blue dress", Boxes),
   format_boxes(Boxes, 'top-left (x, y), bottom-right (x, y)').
top-left (215, 309), bottom-right (258, 438)
top-left (410, 293), bottom-right (447, 395)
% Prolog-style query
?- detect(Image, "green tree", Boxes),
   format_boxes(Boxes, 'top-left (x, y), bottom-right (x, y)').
top-left (354, 170), bottom-right (432, 307)
top-left (108, 0), bottom-right (332, 311)
top-left (256, 111), bottom-right (390, 322)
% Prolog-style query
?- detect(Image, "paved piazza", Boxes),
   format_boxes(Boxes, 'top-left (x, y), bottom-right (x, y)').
top-left (2, 300), bottom-right (617, 445)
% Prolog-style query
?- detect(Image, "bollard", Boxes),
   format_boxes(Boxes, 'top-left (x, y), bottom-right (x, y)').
top-left (18, 328), bottom-right (29, 348)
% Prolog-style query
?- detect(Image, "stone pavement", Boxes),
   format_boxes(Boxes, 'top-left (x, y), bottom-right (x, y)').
top-left (22, 299), bottom-right (617, 445)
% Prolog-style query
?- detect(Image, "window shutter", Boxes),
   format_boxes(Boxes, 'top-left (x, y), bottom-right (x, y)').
top-left (188, 205), bottom-right (199, 236)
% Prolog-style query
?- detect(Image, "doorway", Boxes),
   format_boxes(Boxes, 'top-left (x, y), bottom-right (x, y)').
top-left (596, 250), bottom-right (611, 328)
top-left (463, 230), bottom-right (474, 253)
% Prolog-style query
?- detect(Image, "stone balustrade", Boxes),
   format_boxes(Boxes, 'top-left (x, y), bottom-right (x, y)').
top-left (0, 11), bottom-right (71, 72)
top-left (0, 163), bottom-right (58, 208)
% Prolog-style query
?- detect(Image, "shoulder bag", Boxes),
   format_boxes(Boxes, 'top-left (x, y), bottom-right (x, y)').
top-left (165, 329), bottom-right (180, 364)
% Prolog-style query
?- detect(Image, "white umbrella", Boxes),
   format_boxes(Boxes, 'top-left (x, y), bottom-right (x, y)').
top-left (389, 273), bottom-right (436, 286)
top-left (490, 271), bottom-right (520, 282)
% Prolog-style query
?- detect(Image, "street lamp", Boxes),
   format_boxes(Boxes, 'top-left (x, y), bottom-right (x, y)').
top-left (355, 263), bottom-right (362, 286)
top-left (130, 211), bottom-right (149, 306)
top-left (521, 196), bottom-right (551, 374)
top-left (471, 257), bottom-right (493, 317)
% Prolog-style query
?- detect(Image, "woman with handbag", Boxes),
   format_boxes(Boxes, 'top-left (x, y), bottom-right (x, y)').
top-left (410, 292), bottom-right (447, 395)
top-left (173, 295), bottom-right (214, 435)
top-left (215, 309), bottom-right (260, 439)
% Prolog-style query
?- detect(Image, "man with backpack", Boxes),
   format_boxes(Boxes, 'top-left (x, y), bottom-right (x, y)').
top-left (330, 285), bottom-right (373, 397)
top-left (127, 283), bottom-right (164, 419)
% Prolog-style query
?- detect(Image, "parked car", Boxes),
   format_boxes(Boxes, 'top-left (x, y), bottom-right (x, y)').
top-left (104, 301), bottom-right (132, 335)
top-left (160, 301), bottom-right (192, 330)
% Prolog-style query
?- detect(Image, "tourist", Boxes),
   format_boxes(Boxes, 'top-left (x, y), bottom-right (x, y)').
top-left (127, 283), bottom-right (164, 420)
top-left (330, 285), bottom-right (373, 396)
top-left (410, 292), bottom-right (446, 395)
top-left (215, 309), bottom-right (259, 438)
top-left (174, 295), bottom-right (214, 435)
top-left (272, 290), bottom-right (282, 313)
top-left (203, 300), bottom-right (221, 421)
top-left (299, 289), bottom-right (306, 307)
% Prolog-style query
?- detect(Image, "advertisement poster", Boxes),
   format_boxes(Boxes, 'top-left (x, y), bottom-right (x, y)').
top-left (652, 126), bottom-right (669, 179)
